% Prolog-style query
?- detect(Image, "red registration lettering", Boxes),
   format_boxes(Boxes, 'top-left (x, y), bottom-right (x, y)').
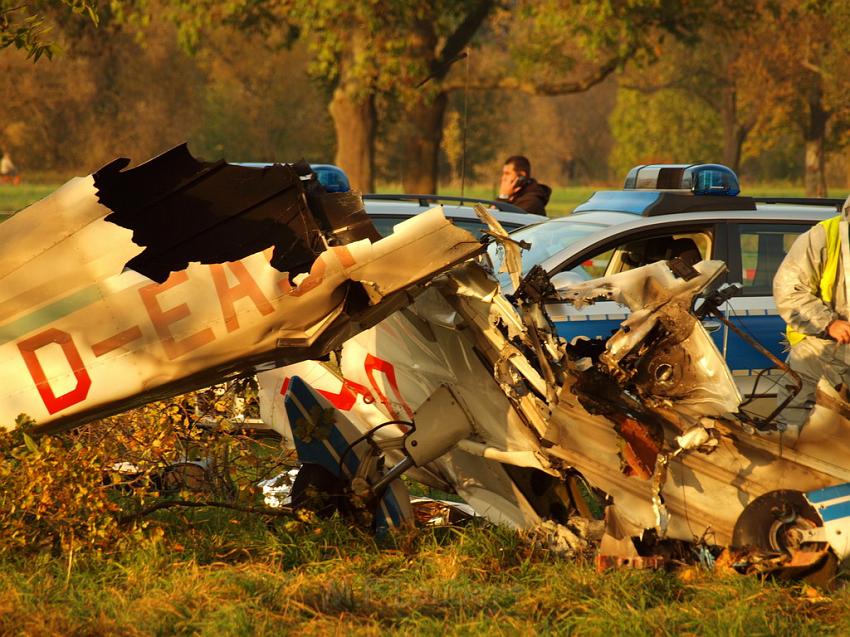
top-left (139, 271), bottom-right (215, 360)
top-left (280, 375), bottom-right (375, 410)
top-left (363, 354), bottom-right (414, 420)
top-left (18, 328), bottom-right (92, 414)
top-left (210, 262), bottom-right (274, 332)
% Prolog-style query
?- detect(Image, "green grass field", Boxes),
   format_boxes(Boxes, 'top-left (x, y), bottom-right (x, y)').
top-left (1, 509), bottom-right (848, 635)
top-left (0, 184), bottom-right (62, 215)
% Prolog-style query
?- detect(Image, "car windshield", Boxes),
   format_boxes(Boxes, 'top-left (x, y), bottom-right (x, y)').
top-left (487, 218), bottom-right (608, 283)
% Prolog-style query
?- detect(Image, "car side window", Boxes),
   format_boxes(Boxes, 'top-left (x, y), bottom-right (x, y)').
top-left (565, 229), bottom-right (711, 281)
top-left (738, 224), bottom-right (806, 296)
top-left (570, 249), bottom-right (614, 279)
top-left (607, 232), bottom-right (710, 274)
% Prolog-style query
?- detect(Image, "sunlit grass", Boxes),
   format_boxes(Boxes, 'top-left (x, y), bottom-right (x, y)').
top-left (0, 509), bottom-right (848, 635)
top-left (0, 184), bottom-right (60, 215)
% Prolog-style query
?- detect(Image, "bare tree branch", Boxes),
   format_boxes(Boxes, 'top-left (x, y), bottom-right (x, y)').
top-left (117, 499), bottom-right (295, 525)
top-left (431, 0), bottom-right (495, 81)
top-left (443, 49), bottom-right (631, 95)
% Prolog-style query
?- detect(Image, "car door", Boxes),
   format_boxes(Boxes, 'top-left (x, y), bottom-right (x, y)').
top-left (723, 222), bottom-right (814, 392)
top-left (545, 221), bottom-right (725, 347)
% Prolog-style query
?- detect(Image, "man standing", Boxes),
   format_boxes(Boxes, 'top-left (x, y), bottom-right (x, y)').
top-left (497, 155), bottom-right (551, 216)
top-left (774, 195), bottom-right (850, 425)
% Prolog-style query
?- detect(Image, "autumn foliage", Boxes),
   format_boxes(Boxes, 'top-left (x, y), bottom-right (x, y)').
top-left (0, 382), bottom-right (292, 556)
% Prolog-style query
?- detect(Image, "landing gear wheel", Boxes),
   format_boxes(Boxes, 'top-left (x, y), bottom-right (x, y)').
top-left (289, 464), bottom-right (376, 528)
top-left (290, 463), bottom-right (347, 518)
top-left (733, 489), bottom-right (824, 553)
top-left (733, 489), bottom-right (836, 585)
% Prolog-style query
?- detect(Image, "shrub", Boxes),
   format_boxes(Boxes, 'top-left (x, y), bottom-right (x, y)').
top-left (0, 383), bottom-right (292, 556)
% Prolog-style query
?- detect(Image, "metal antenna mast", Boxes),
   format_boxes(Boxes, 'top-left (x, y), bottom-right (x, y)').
top-left (460, 47), bottom-right (470, 198)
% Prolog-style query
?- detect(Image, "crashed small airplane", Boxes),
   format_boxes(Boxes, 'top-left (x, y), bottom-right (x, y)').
top-left (3, 144), bottom-right (849, 578)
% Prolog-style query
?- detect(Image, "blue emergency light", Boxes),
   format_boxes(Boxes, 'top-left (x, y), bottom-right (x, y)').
top-left (624, 163), bottom-right (740, 196)
top-left (574, 163), bottom-right (751, 216)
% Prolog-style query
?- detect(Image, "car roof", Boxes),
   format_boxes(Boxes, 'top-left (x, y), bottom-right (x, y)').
top-left (363, 195), bottom-right (546, 227)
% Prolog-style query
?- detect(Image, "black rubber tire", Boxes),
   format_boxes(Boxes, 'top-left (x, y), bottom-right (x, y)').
top-left (290, 463), bottom-right (347, 518)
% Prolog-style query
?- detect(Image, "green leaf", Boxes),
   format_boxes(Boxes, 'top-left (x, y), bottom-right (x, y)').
top-left (22, 433), bottom-right (39, 454)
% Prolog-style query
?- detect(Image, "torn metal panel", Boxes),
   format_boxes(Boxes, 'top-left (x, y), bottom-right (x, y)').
top-left (0, 150), bottom-right (482, 433)
top-left (96, 145), bottom-right (316, 284)
top-left (472, 203), bottom-right (525, 292)
top-left (557, 259), bottom-right (741, 420)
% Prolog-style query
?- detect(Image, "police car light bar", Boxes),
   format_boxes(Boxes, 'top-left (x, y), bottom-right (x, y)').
top-left (624, 163), bottom-right (740, 196)
top-left (573, 162), bottom-right (753, 216)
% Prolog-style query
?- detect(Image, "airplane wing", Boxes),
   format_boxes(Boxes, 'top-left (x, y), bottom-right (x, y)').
top-left (0, 145), bottom-right (482, 433)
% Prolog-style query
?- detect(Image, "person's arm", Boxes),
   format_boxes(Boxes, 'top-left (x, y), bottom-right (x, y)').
top-left (774, 224), bottom-right (841, 338)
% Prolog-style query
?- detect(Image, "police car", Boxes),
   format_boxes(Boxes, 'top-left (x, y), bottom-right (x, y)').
top-left (362, 193), bottom-right (545, 238)
top-left (490, 163), bottom-right (846, 397)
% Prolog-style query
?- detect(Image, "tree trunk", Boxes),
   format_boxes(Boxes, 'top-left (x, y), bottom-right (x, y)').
top-left (395, 0), bottom-right (493, 193)
top-left (329, 87), bottom-right (376, 193)
top-left (328, 29), bottom-right (376, 193)
top-left (804, 136), bottom-right (827, 198)
top-left (803, 86), bottom-right (829, 197)
top-left (400, 92), bottom-right (448, 194)
top-left (720, 88), bottom-right (747, 173)
top-left (846, 149), bottom-right (850, 190)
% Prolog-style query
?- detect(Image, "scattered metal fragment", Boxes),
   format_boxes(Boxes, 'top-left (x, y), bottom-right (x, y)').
top-left (259, 468), bottom-right (300, 508)
top-left (595, 554), bottom-right (667, 572)
top-left (410, 497), bottom-right (476, 526)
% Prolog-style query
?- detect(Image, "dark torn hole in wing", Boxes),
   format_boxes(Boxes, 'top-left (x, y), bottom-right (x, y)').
top-left (94, 143), bottom-right (328, 284)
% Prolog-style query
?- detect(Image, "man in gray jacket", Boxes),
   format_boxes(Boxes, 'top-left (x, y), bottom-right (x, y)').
top-left (774, 195), bottom-right (850, 425)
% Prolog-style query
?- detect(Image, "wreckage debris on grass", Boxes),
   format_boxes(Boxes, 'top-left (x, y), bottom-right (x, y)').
top-left (4, 145), bottom-right (850, 583)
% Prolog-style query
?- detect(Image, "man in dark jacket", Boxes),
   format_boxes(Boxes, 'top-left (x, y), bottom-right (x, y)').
top-left (496, 155), bottom-right (551, 216)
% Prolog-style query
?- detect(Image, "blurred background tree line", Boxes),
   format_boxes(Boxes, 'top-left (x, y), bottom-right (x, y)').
top-left (3, 0), bottom-right (850, 196)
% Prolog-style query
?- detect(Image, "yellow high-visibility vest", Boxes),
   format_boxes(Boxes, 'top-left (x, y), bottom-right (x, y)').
top-left (786, 214), bottom-right (842, 345)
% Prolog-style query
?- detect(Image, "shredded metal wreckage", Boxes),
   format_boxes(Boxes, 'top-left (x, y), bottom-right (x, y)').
top-left (2, 144), bottom-right (849, 579)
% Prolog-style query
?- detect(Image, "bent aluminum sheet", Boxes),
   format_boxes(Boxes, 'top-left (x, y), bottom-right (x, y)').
top-left (0, 153), bottom-right (481, 433)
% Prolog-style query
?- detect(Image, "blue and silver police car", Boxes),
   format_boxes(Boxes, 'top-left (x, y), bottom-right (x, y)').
top-left (491, 163), bottom-right (846, 396)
